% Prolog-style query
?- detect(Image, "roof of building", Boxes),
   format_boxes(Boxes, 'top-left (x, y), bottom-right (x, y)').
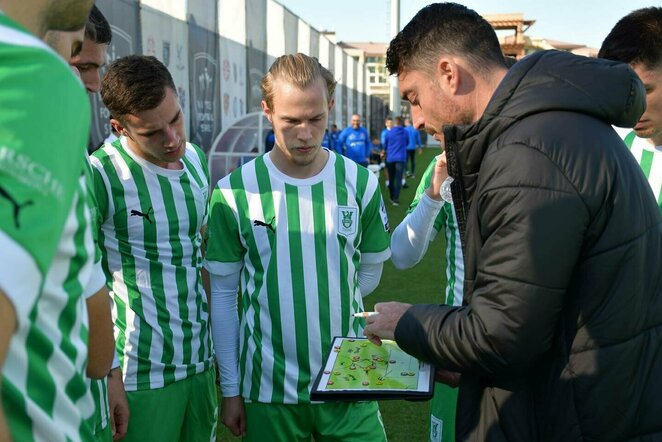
top-left (339, 41), bottom-right (388, 56)
top-left (484, 13), bottom-right (535, 29)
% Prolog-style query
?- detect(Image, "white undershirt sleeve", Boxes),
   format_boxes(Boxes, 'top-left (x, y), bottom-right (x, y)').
top-left (210, 270), bottom-right (241, 397)
top-left (390, 192), bottom-right (444, 270)
top-left (358, 262), bottom-right (383, 297)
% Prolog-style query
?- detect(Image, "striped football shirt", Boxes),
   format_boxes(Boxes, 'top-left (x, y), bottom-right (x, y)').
top-left (90, 138), bottom-right (214, 391)
top-left (204, 150), bottom-right (391, 404)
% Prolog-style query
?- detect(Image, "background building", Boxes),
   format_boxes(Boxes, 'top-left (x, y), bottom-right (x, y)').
top-left (91, 0), bottom-right (371, 181)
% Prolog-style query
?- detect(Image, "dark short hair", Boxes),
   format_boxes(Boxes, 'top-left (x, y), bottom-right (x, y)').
top-left (85, 5), bottom-right (112, 44)
top-left (598, 7), bottom-right (662, 70)
top-left (386, 2), bottom-right (505, 77)
top-left (101, 55), bottom-right (176, 121)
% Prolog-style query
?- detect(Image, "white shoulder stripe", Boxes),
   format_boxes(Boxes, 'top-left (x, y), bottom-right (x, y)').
top-left (0, 23), bottom-right (70, 69)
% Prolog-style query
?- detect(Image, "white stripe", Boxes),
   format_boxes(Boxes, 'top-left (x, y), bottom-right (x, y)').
top-left (0, 231), bottom-right (41, 319)
top-left (649, 152), bottom-right (662, 201)
top-left (0, 22), bottom-right (74, 71)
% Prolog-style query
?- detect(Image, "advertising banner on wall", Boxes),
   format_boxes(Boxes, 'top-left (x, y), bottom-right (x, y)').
top-left (188, 25), bottom-right (221, 152)
top-left (141, 7), bottom-right (191, 138)
top-left (219, 0), bottom-right (247, 130)
top-left (246, 0), bottom-right (267, 113)
top-left (90, 0), bottom-right (141, 149)
top-left (187, 0), bottom-right (218, 32)
top-left (220, 38), bottom-right (247, 130)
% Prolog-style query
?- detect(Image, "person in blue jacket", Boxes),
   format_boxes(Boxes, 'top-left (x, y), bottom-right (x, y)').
top-left (330, 123), bottom-right (340, 153)
top-left (338, 114), bottom-right (371, 166)
top-left (404, 117), bottom-right (422, 177)
top-left (383, 116), bottom-right (409, 205)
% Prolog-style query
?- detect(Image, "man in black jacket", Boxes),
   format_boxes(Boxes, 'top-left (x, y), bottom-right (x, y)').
top-left (364, 3), bottom-right (662, 441)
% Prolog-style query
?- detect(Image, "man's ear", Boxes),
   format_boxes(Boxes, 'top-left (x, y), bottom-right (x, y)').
top-left (261, 100), bottom-right (272, 123)
top-left (110, 118), bottom-right (126, 136)
top-left (435, 57), bottom-right (458, 94)
top-left (328, 97), bottom-right (335, 112)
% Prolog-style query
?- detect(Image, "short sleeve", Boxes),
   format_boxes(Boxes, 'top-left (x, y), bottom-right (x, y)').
top-left (203, 184), bottom-right (245, 276)
top-left (358, 173), bottom-right (391, 264)
top-left (0, 44), bottom-right (90, 315)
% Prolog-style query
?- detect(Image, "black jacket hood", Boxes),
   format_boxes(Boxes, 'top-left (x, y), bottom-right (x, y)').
top-left (444, 50), bottom-right (646, 238)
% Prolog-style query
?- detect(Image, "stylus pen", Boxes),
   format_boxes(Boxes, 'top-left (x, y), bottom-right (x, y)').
top-left (352, 311), bottom-right (379, 318)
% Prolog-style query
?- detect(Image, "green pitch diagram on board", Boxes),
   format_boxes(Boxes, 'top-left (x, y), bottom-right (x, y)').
top-left (324, 339), bottom-right (420, 390)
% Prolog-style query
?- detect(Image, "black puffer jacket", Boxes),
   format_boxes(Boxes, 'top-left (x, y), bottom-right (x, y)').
top-left (395, 50), bottom-right (662, 441)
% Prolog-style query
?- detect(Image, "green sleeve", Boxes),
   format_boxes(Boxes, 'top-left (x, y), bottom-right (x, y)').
top-left (406, 157), bottom-right (447, 232)
top-left (204, 184), bottom-right (245, 267)
top-left (90, 158), bottom-right (110, 234)
top-left (358, 174), bottom-right (391, 260)
top-left (0, 46), bottom-right (90, 281)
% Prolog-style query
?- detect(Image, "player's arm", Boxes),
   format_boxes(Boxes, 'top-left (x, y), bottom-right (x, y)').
top-left (209, 270), bottom-right (245, 437)
top-left (108, 365), bottom-right (129, 441)
top-left (391, 155), bottom-right (447, 269)
top-left (0, 290), bottom-right (16, 441)
top-left (85, 286), bottom-right (114, 378)
top-left (357, 262), bottom-right (383, 297)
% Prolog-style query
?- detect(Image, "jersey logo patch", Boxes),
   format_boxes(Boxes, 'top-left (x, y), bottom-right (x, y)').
top-left (253, 217), bottom-right (275, 232)
top-left (0, 185), bottom-right (33, 228)
top-left (130, 207), bottom-right (154, 223)
top-left (338, 206), bottom-right (358, 237)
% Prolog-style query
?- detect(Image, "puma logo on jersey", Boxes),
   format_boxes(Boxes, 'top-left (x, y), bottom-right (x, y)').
top-left (253, 217), bottom-right (275, 232)
top-left (130, 207), bottom-right (154, 223)
top-left (0, 185), bottom-right (33, 228)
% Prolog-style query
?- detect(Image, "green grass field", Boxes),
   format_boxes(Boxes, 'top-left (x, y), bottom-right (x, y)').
top-left (217, 148), bottom-right (446, 441)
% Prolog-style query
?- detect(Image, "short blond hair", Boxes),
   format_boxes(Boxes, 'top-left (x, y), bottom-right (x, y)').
top-left (261, 53), bottom-right (336, 109)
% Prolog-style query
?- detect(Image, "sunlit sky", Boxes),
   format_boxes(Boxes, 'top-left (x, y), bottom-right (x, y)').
top-left (277, 0), bottom-right (654, 49)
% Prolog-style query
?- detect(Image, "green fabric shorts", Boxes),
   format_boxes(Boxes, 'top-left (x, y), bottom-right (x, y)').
top-left (122, 368), bottom-right (218, 442)
top-left (429, 382), bottom-right (458, 442)
top-left (244, 400), bottom-right (387, 442)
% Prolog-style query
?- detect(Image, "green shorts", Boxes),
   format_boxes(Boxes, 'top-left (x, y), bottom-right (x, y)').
top-left (244, 401), bottom-right (387, 442)
top-left (92, 422), bottom-right (112, 442)
top-left (122, 368), bottom-right (218, 442)
top-left (429, 382), bottom-right (458, 442)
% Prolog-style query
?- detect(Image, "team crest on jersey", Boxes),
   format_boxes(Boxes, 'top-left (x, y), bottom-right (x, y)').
top-left (337, 206), bottom-right (358, 237)
top-left (379, 198), bottom-right (390, 232)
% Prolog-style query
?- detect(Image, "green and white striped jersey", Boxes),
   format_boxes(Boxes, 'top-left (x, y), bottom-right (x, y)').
top-left (0, 12), bottom-right (98, 441)
top-left (204, 150), bottom-right (391, 404)
top-left (408, 158), bottom-right (464, 306)
top-left (90, 138), bottom-right (214, 391)
top-left (620, 129), bottom-right (662, 211)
